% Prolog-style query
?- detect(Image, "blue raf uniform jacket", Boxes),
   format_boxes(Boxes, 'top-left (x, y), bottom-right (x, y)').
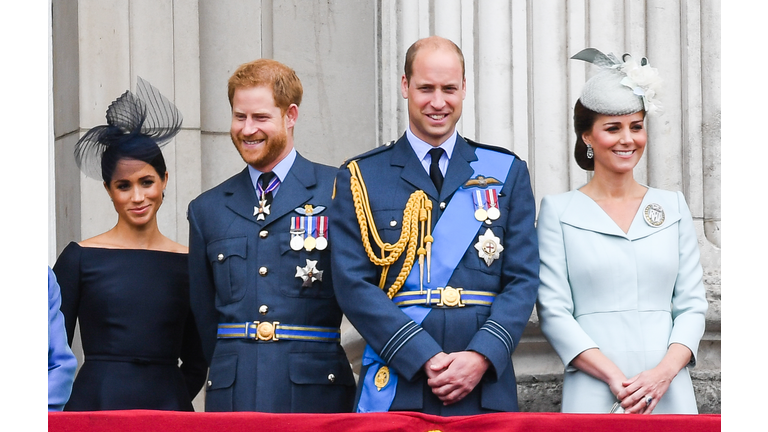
top-left (330, 134), bottom-right (539, 415)
top-left (187, 153), bottom-right (355, 412)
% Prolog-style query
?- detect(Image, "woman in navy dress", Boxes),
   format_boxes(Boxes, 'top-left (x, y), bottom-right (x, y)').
top-left (53, 78), bottom-right (206, 411)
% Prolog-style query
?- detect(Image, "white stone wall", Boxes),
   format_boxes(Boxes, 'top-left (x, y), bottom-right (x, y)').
top-left (50, 0), bottom-right (720, 412)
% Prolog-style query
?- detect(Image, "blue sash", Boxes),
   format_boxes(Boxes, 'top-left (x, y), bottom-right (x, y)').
top-left (357, 148), bottom-right (515, 413)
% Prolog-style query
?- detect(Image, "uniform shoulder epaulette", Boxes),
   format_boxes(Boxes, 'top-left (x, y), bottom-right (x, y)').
top-left (464, 137), bottom-right (517, 157)
top-left (339, 140), bottom-right (397, 167)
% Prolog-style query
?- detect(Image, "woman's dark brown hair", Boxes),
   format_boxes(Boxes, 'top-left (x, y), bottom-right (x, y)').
top-left (573, 99), bottom-right (599, 171)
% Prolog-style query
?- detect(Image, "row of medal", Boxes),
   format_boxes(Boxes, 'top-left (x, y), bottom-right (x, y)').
top-left (290, 216), bottom-right (329, 251)
top-left (472, 188), bottom-right (501, 224)
top-left (471, 188), bottom-right (503, 266)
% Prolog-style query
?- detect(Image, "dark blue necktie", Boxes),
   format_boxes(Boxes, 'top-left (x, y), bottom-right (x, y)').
top-left (428, 148), bottom-right (445, 193)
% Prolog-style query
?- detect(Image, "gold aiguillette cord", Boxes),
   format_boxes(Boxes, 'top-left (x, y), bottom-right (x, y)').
top-left (347, 160), bottom-right (432, 298)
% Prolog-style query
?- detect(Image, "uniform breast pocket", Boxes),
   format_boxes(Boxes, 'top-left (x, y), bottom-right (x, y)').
top-left (207, 236), bottom-right (248, 305)
top-left (371, 208), bottom-right (404, 246)
top-left (288, 352), bottom-right (356, 413)
top-left (463, 225), bottom-right (506, 276)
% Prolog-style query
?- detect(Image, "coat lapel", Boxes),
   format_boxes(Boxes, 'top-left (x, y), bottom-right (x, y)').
top-left (264, 153), bottom-right (315, 226)
top-left (223, 168), bottom-right (262, 224)
top-left (222, 154), bottom-right (317, 227)
top-left (391, 135), bottom-right (440, 200)
top-left (627, 188), bottom-right (681, 241)
top-left (391, 134), bottom-right (477, 201)
top-left (561, 188), bottom-right (682, 240)
top-left (441, 135), bottom-right (476, 201)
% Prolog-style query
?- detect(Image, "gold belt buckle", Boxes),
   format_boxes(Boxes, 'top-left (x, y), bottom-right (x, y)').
top-left (438, 286), bottom-right (464, 307)
top-left (254, 321), bottom-right (280, 341)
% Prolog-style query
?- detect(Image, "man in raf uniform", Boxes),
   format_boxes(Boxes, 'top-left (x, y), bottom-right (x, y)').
top-left (188, 59), bottom-right (355, 412)
top-left (330, 36), bottom-right (539, 415)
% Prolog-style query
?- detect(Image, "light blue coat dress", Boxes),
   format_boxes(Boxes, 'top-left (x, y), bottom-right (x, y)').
top-left (536, 188), bottom-right (707, 414)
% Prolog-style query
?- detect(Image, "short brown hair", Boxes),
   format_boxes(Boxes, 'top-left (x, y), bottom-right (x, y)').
top-left (403, 36), bottom-right (465, 83)
top-left (227, 59), bottom-right (303, 114)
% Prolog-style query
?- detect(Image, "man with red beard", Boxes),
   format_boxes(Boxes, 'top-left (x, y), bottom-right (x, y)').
top-left (187, 59), bottom-right (355, 412)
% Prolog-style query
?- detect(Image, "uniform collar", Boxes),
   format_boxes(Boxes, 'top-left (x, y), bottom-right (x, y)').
top-left (247, 147), bottom-right (297, 194)
top-left (406, 127), bottom-right (457, 166)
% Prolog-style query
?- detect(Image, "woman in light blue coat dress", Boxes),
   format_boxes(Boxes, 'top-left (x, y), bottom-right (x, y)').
top-left (536, 49), bottom-right (708, 414)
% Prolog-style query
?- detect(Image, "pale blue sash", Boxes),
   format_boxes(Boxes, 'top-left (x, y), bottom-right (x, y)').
top-left (356, 148), bottom-right (515, 412)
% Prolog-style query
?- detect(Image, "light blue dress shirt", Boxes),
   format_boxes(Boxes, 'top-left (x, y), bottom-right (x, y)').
top-left (247, 147), bottom-right (297, 198)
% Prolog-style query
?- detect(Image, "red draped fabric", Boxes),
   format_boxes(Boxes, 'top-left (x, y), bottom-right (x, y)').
top-left (49, 411), bottom-right (720, 432)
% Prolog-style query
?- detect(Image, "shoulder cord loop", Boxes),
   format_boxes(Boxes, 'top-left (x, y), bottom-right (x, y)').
top-left (347, 160), bottom-right (433, 299)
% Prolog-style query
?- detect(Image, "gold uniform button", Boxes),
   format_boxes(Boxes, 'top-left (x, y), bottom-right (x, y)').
top-left (259, 230), bottom-right (269, 239)
top-left (259, 305), bottom-right (269, 315)
top-left (217, 253), bottom-right (225, 262)
top-left (328, 374), bottom-right (336, 383)
top-left (259, 266), bottom-right (268, 276)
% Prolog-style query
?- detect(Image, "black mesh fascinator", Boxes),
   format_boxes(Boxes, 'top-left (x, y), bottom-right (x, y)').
top-left (74, 77), bottom-right (183, 181)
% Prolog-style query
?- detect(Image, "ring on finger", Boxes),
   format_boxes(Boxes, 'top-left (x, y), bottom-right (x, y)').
top-left (645, 396), bottom-right (653, 406)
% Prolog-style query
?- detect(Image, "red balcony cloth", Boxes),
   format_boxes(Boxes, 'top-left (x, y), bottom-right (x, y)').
top-left (49, 410), bottom-right (720, 432)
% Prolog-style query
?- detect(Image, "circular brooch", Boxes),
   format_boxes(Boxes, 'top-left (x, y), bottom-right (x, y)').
top-left (643, 203), bottom-right (665, 227)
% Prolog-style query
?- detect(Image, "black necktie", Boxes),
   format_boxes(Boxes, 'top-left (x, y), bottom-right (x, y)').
top-left (258, 171), bottom-right (278, 208)
top-left (428, 148), bottom-right (445, 193)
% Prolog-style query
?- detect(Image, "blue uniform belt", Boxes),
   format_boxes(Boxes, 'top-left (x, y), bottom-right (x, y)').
top-left (391, 287), bottom-right (496, 308)
top-left (217, 322), bottom-right (341, 342)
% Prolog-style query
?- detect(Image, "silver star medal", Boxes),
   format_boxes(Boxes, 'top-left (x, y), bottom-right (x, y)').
top-left (254, 199), bottom-right (271, 221)
top-left (295, 259), bottom-right (323, 287)
top-left (474, 228), bottom-right (503, 266)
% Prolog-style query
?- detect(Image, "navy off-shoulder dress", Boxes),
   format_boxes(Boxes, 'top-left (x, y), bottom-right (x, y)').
top-left (53, 242), bottom-right (207, 411)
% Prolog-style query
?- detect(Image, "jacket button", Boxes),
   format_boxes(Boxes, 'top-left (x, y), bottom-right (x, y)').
top-left (439, 202), bottom-right (446, 210)
top-left (389, 220), bottom-right (397, 227)
top-left (259, 305), bottom-right (269, 315)
top-left (327, 374), bottom-right (335, 383)
top-left (217, 253), bottom-right (224, 262)
top-left (259, 230), bottom-right (268, 239)
top-left (207, 380), bottom-right (212, 388)
top-left (259, 267), bottom-right (268, 276)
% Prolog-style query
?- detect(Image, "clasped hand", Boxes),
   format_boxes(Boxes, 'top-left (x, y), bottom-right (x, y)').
top-left (615, 368), bottom-right (672, 414)
top-left (423, 351), bottom-right (489, 406)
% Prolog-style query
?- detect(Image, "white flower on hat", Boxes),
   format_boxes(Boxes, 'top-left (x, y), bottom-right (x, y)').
top-left (619, 55), bottom-right (663, 115)
top-left (572, 48), bottom-right (664, 117)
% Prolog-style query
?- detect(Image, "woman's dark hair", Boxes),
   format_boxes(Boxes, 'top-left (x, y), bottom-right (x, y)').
top-left (101, 132), bottom-right (166, 184)
top-left (573, 99), bottom-right (599, 171)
